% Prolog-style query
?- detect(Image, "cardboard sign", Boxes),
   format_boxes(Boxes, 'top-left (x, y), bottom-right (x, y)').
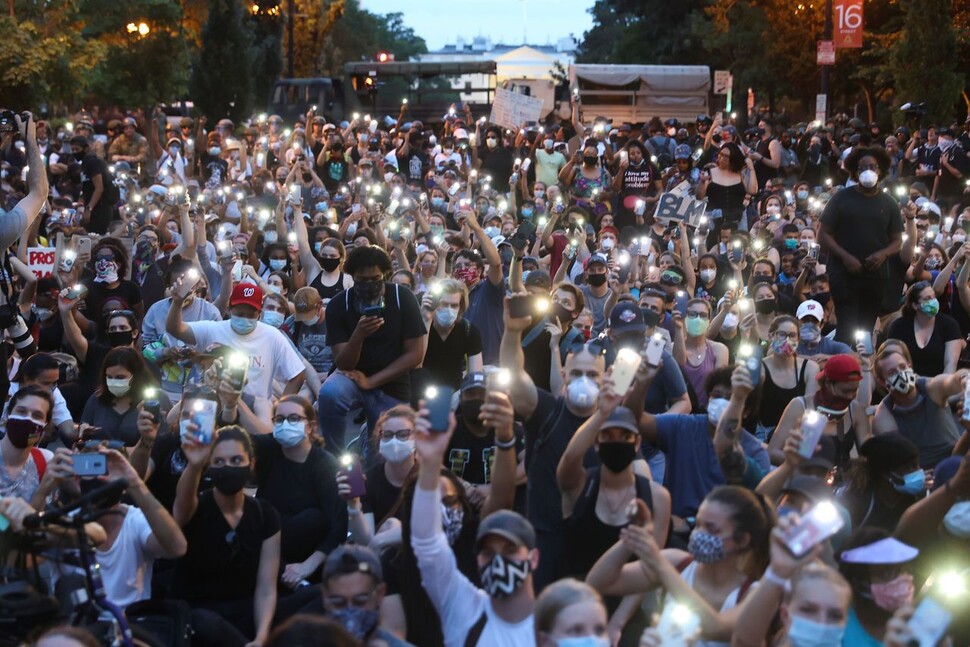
top-left (26, 248), bottom-right (56, 279)
top-left (655, 192), bottom-right (707, 226)
top-left (489, 88), bottom-right (544, 130)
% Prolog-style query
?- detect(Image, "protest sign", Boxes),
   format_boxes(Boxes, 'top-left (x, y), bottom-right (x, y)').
top-left (655, 192), bottom-right (708, 227)
top-left (489, 88), bottom-right (544, 130)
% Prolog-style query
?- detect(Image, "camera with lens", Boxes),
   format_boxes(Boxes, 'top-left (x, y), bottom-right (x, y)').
top-left (0, 302), bottom-right (33, 350)
top-left (0, 110), bottom-right (23, 134)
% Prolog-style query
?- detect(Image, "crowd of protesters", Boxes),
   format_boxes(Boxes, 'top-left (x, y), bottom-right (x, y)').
top-left (0, 92), bottom-right (968, 647)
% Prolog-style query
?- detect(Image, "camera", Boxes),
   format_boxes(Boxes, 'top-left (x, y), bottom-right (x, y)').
top-left (0, 303), bottom-right (33, 350)
top-left (0, 110), bottom-right (25, 134)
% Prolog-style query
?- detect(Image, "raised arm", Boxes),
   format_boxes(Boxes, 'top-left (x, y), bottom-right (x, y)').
top-left (499, 295), bottom-right (539, 420)
top-left (479, 391), bottom-right (518, 518)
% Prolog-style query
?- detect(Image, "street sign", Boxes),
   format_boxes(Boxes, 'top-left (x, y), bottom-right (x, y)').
top-left (713, 70), bottom-right (732, 95)
top-left (834, 0), bottom-right (863, 48)
top-left (815, 94), bottom-right (827, 124)
top-left (817, 41), bottom-right (836, 65)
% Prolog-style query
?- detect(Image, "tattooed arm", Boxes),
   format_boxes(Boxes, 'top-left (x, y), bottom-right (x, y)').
top-left (713, 364), bottom-right (754, 483)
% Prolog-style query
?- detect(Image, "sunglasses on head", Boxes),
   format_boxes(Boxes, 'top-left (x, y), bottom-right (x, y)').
top-left (567, 338), bottom-right (608, 357)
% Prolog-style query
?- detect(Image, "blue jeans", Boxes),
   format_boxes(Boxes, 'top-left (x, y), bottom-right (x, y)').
top-left (317, 372), bottom-right (404, 451)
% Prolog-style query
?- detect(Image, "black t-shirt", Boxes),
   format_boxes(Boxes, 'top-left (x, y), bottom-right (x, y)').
top-left (147, 431), bottom-right (188, 511)
top-left (819, 186), bottom-right (903, 282)
top-left (199, 152), bottom-right (229, 189)
top-left (80, 153), bottom-right (114, 207)
top-left (398, 149), bottom-right (430, 183)
top-left (446, 412), bottom-right (524, 485)
top-left (325, 283), bottom-right (427, 401)
top-left (82, 279), bottom-right (142, 322)
top-left (477, 146), bottom-right (515, 193)
top-left (321, 157), bottom-right (349, 193)
top-left (937, 144), bottom-right (969, 198)
top-left (79, 341), bottom-right (110, 396)
top-left (522, 320), bottom-right (553, 392)
top-left (173, 490), bottom-right (280, 603)
top-left (422, 320), bottom-right (482, 392)
top-left (30, 312), bottom-right (66, 354)
top-left (618, 161), bottom-right (660, 215)
top-left (361, 462), bottom-right (405, 526)
top-left (886, 313), bottom-right (961, 377)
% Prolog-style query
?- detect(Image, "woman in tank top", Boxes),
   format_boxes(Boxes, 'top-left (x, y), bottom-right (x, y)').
top-left (679, 299), bottom-right (729, 409)
top-left (293, 213), bottom-right (353, 302)
top-left (696, 143), bottom-right (757, 224)
top-left (753, 315), bottom-right (819, 442)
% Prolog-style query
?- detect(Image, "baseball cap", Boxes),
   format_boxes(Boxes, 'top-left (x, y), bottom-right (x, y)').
top-left (674, 144), bottom-right (692, 160)
top-left (453, 128), bottom-right (469, 140)
top-left (840, 537), bottom-right (918, 565)
top-left (461, 371), bottom-right (486, 393)
top-left (817, 354), bottom-right (862, 383)
top-left (583, 253), bottom-right (609, 271)
top-left (781, 475), bottom-right (831, 505)
top-left (609, 302), bottom-right (646, 335)
top-left (322, 545), bottom-right (383, 584)
top-left (229, 283), bottom-right (263, 311)
top-left (796, 300), bottom-right (824, 322)
top-left (293, 287), bottom-right (322, 322)
top-left (860, 432), bottom-right (919, 474)
top-left (475, 510), bottom-right (536, 552)
top-left (599, 407), bottom-right (639, 436)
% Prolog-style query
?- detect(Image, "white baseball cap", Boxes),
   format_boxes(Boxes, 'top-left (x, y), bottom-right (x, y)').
top-left (796, 300), bottom-right (824, 322)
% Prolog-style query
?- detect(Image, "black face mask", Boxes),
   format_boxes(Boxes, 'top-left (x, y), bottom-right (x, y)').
top-left (754, 298), bottom-right (777, 315)
top-left (208, 465), bottom-right (251, 495)
top-left (598, 441), bottom-right (637, 473)
top-left (813, 291), bottom-right (831, 307)
top-left (583, 155), bottom-right (598, 168)
top-left (74, 152), bottom-right (85, 162)
top-left (460, 399), bottom-right (484, 427)
top-left (553, 303), bottom-right (574, 324)
top-left (354, 279), bottom-right (384, 304)
top-left (320, 257), bottom-right (341, 272)
top-left (107, 330), bottom-right (134, 347)
top-left (587, 273), bottom-right (607, 287)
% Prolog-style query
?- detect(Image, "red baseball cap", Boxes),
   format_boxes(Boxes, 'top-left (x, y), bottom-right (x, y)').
top-left (817, 354), bottom-right (862, 383)
top-left (229, 283), bottom-right (263, 310)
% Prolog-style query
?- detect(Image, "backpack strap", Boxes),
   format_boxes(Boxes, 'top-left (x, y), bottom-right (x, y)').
top-left (30, 447), bottom-right (46, 481)
top-left (464, 610), bottom-right (488, 647)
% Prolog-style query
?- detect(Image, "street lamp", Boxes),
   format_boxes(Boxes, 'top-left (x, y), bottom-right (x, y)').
top-left (126, 22), bottom-right (150, 37)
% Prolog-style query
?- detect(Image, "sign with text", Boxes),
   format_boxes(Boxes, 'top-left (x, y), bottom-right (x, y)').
top-left (834, 0), bottom-right (863, 48)
top-left (816, 40), bottom-right (835, 65)
top-left (27, 248), bottom-right (56, 279)
top-left (713, 70), bottom-right (732, 95)
top-left (815, 94), bottom-right (828, 124)
top-left (489, 88), bottom-right (544, 130)
top-left (655, 192), bottom-right (707, 226)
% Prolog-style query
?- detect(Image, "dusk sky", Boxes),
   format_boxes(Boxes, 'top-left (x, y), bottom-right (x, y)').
top-left (360, 0), bottom-right (595, 51)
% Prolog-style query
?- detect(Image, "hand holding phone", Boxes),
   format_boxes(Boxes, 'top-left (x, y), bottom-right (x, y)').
top-left (782, 501), bottom-right (844, 558)
top-left (645, 333), bottom-right (665, 367)
top-left (338, 454), bottom-right (366, 498)
top-left (424, 386), bottom-right (454, 433)
top-left (612, 348), bottom-right (642, 395)
top-left (73, 452), bottom-right (108, 477)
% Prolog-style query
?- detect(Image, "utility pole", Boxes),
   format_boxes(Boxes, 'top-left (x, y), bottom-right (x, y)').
top-left (820, 0), bottom-right (832, 121)
top-left (287, 0), bottom-right (295, 78)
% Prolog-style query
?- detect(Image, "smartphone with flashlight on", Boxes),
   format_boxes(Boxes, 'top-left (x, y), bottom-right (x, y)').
top-left (338, 454), bottom-right (366, 498)
top-left (224, 352), bottom-right (249, 392)
top-left (424, 386), bottom-right (454, 433)
top-left (645, 333), bottom-right (665, 367)
top-left (656, 602), bottom-right (701, 647)
top-left (611, 348), bottom-right (642, 396)
top-left (906, 571), bottom-right (965, 647)
top-left (782, 500), bottom-right (845, 558)
top-left (738, 343), bottom-right (762, 387)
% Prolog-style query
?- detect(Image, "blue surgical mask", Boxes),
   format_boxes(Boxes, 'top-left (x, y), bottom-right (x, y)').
top-left (891, 469), bottom-right (926, 495)
top-left (521, 207), bottom-right (534, 218)
top-left (435, 307), bottom-right (458, 328)
top-left (431, 196), bottom-right (445, 209)
top-left (230, 315), bottom-right (258, 335)
top-left (315, 201), bottom-right (328, 212)
top-left (262, 310), bottom-right (284, 328)
top-left (556, 637), bottom-right (610, 647)
top-left (269, 259), bottom-right (287, 271)
top-left (787, 616), bottom-right (845, 647)
top-left (273, 420), bottom-right (306, 448)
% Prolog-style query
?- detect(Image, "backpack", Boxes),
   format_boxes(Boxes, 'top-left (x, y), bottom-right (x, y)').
top-left (126, 598), bottom-right (193, 647)
top-left (649, 136), bottom-right (674, 169)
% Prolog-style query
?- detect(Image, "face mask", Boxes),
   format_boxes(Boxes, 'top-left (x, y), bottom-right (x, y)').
top-left (330, 607), bottom-right (380, 641)
top-left (268, 259), bottom-right (286, 272)
top-left (919, 298), bottom-right (940, 316)
top-left (484, 226), bottom-right (501, 239)
top-left (521, 207), bottom-right (534, 218)
top-left (706, 397), bottom-right (729, 426)
top-left (784, 238), bottom-right (799, 250)
top-left (543, 139), bottom-right (554, 149)
top-left (169, 146), bottom-right (180, 157)
top-left (454, 266), bottom-right (479, 287)
top-left (435, 307), bottom-right (458, 328)
top-left (688, 529), bottom-right (726, 564)
top-left (354, 280), bottom-right (384, 304)
top-left (771, 337), bottom-right (796, 357)
top-left (600, 238), bottom-right (615, 251)
top-left (787, 616), bottom-right (845, 647)
top-left (699, 269), bottom-right (717, 284)
top-left (486, 137), bottom-right (498, 149)
top-left (583, 155), bottom-right (598, 167)
top-left (264, 231), bottom-right (278, 245)
top-left (891, 469), bottom-right (926, 495)
top-left (924, 257), bottom-right (941, 270)
top-left (304, 313), bottom-right (321, 327)
top-left (430, 196), bottom-right (445, 209)
top-left (800, 323), bottom-right (821, 343)
top-left (766, 205), bottom-right (781, 216)
top-left (556, 638), bottom-right (610, 647)
top-left (379, 436), bottom-right (414, 463)
top-left (4, 415), bottom-right (44, 449)
top-left (230, 315), bottom-right (258, 335)
top-left (312, 257), bottom-right (339, 275)
top-left (887, 368), bottom-right (916, 394)
top-left (441, 503), bottom-right (464, 545)
top-left (208, 464), bottom-right (251, 495)
top-left (869, 574), bottom-right (914, 612)
top-left (796, 189), bottom-right (809, 201)
top-left (586, 273), bottom-right (607, 287)
top-left (858, 169), bottom-right (879, 188)
top-left (598, 441), bottom-right (637, 473)
top-left (208, 146), bottom-right (221, 156)
top-left (755, 298), bottom-right (777, 315)
top-left (566, 376), bottom-right (599, 409)
top-left (107, 330), bottom-right (134, 347)
top-left (105, 377), bottom-right (131, 397)
top-left (553, 303), bottom-right (573, 324)
top-left (685, 316), bottom-right (709, 337)
top-left (812, 291), bottom-right (831, 307)
top-left (534, 190), bottom-right (545, 199)
top-left (723, 312), bottom-right (740, 330)
top-left (266, 285), bottom-right (282, 295)
top-left (262, 310), bottom-right (284, 328)
top-left (94, 259), bottom-right (119, 283)
top-left (479, 553), bottom-right (531, 598)
top-left (34, 308), bottom-right (54, 322)
top-left (942, 500), bottom-right (970, 538)
top-left (272, 420), bottom-right (305, 448)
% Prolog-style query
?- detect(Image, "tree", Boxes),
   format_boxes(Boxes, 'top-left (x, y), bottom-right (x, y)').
top-left (317, 0), bottom-right (426, 77)
top-left (891, 0), bottom-right (962, 124)
top-left (248, 9), bottom-right (283, 105)
top-left (189, 0), bottom-right (253, 121)
top-left (577, 0), bottom-right (709, 64)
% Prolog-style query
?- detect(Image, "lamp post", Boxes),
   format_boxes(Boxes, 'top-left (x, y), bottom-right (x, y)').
top-left (287, 0), bottom-right (294, 78)
top-left (820, 0), bottom-right (832, 121)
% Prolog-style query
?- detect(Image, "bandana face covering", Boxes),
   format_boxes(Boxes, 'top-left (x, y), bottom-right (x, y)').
top-left (887, 368), bottom-right (916, 394)
top-left (479, 553), bottom-right (531, 598)
top-left (869, 574), bottom-right (914, 612)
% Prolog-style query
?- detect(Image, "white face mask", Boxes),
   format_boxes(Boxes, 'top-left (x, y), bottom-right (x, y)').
top-left (601, 238), bottom-right (615, 251)
top-left (723, 312), bottom-right (740, 330)
top-left (566, 376), bottom-right (598, 409)
top-left (106, 377), bottom-right (131, 397)
top-left (943, 500), bottom-right (970, 538)
top-left (858, 169), bottom-right (879, 188)
top-left (379, 437), bottom-right (414, 463)
top-left (707, 397), bottom-right (730, 426)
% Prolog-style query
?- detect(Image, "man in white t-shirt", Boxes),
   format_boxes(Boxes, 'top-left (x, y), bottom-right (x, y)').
top-left (53, 447), bottom-right (186, 608)
top-left (165, 282), bottom-right (306, 399)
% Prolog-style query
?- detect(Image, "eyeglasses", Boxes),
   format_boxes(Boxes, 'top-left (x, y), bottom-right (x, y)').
top-left (380, 428), bottom-right (412, 441)
top-left (272, 414), bottom-right (308, 425)
top-left (772, 331), bottom-right (798, 341)
top-left (660, 271), bottom-right (684, 285)
top-left (686, 311), bottom-right (709, 319)
top-left (567, 339), bottom-right (608, 356)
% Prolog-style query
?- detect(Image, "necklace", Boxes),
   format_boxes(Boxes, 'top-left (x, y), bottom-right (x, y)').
top-left (599, 482), bottom-right (635, 517)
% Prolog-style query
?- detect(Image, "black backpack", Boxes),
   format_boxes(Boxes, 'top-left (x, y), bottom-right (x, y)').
top-left (650, 136), bottom-right (674, 169)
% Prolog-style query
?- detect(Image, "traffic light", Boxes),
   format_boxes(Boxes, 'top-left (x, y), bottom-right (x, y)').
top-left (376, 51), bottom-right (395, 63)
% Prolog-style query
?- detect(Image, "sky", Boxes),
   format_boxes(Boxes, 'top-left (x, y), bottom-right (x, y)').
top-left (359, 0), bottom-right (595, 51)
